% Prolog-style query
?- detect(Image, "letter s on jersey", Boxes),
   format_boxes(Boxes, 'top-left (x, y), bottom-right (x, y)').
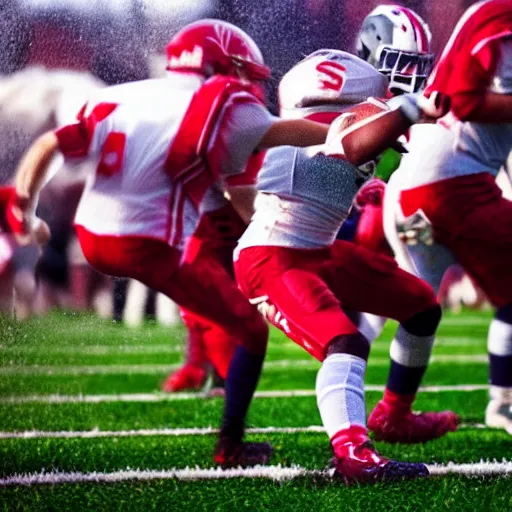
top-left (316, 61), bottom-right (346, 93)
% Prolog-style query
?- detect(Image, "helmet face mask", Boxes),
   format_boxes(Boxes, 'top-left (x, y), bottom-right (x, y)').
top-left (356, 5), bottom-right (433, 95)
top-left (376, 46), bottom-right (434, 94)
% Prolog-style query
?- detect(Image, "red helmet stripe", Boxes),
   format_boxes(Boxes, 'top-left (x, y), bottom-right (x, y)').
top-left (397, 6), bottom-right (429, 53)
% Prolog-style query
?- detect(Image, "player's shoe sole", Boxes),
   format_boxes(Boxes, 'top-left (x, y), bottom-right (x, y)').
top-left (333, 441), bottom-right (429, 484)
top-left (485, 400), bottom-right (512, 435)
top-left (368, 400), bottom-right (459, 443)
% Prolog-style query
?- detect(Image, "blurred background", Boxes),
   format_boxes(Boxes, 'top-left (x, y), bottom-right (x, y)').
top-left (0, 0), bottom-right (482, 109)
top-left (0, 0), bottom-right (494, 326)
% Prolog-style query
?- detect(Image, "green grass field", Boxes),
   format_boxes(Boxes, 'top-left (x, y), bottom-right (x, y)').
top-left (1, 309), bottom-right (511, 511)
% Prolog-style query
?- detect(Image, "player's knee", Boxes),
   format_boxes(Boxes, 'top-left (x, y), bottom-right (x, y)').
top-left (402, 304), bottom-right (442, 337)
top-left (325, 332), bottom-right (370, 360)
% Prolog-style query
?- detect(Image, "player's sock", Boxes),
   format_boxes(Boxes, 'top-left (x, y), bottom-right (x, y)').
top-left (316, 353), bottom-right (367, 449)
top-left (488, 306), bottom-right (512, 392)
top-left (383, 306), bottom-right (441, 409)
top-left (219, 345), bottom-right (265, 442)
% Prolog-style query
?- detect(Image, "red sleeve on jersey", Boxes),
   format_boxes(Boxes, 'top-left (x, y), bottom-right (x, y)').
top-left (225, 151), bottom-right (265, 187)
top-left (55, 123), bottom-right (89, 158)
top-left (425, 0), bottom-right (512, 120)
top-left (55, 102), bottom-right (118, 158)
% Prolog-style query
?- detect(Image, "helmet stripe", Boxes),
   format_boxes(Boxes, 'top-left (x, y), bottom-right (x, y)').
top-left (397, 6), bottom-right (429, 53)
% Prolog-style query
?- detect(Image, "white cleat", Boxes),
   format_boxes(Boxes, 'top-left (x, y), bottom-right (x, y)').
top-left (485, 399), bottom-right (512, 435)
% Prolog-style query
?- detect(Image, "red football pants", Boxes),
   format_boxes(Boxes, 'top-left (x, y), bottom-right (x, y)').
top-left (76, 225), bottom-right (268, 356)
top-left (401, 172), bottom-right (512, 308)
top-left (178, 205), bottom-right (247, 377)
top-left (235, 240), bottom-right (437, 361)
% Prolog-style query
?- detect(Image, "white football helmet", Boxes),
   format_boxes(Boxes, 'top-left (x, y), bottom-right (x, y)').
top-left (356, 5), bottom-right (433, 94)
top-left (278, 49), bottom-right (388, 120)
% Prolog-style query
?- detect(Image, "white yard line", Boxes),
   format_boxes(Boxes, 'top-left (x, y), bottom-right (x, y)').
top-left (0, 355), bottom-right (489, 376)
top-left (0, 423), bottom-right (486, 440)
top-left (0, 426), bottom-right (326, 439)
top-left (0, 385), bottom-right (489, 404)
top-left (0, 461), bottom-right (511, 486)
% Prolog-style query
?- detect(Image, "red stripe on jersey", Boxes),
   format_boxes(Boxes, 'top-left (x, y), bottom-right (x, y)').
top-left (164, 76), bottom-right (263, 208)
top-left (55, 102), bottom-right (118, 159)
top-left (172, 187), bottom-right (187, 247)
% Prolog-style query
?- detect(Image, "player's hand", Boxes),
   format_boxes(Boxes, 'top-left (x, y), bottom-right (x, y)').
top-left (6, 194), bottom-right (50, 247)
top-left (418, 91), bottom-right (451, 120)
top-left (354, 178), bottom-right (386, 210)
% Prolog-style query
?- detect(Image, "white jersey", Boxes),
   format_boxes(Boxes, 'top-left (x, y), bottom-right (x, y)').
top-left (237, 49), bottom-right (390, 255)
top-left (56, 73), bottom-right (275, 249)
top-left (396, 37), bottom-right (512, 190)
top-left (236, 146), bottom-right (369, 254)
top-left (278, 49), bottom-right (389, 120)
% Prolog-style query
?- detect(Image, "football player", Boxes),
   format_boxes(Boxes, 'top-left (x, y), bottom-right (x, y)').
top-left (164, 4), bottom-right (438, 393)
top-left (337, 4), bottom-right (435, 341)
top-left (234, 49), bottom-right (455, 484)
top-left (7, 19), bottom-right (334, 467)
top-left (383, 0), bottom-right (512, 434)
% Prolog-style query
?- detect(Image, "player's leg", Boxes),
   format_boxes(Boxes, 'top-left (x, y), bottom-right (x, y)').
top-left (236, 245), bottom-right (429, 483)
top-left (164, 205), bottom-right (243, 393)
top-left (77, 227), bottom-right (270, 466)
top-left (403, 173), bottom-right (512, 435)
top-left (167, 256), bottom-right (269, 467)
top-left (486, 303), bottom-right (512, 434)
top-left (161, 307), bottom-right (209, 392)
top-left (324, 241), bottom-right (459, 442)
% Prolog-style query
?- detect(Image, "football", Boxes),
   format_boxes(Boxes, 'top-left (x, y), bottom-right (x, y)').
top-left (344, 98), bottom-right (389, 124)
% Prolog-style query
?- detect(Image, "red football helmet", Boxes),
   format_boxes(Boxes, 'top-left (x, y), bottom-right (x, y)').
top-left (166, 19), bottom-right (270, 82)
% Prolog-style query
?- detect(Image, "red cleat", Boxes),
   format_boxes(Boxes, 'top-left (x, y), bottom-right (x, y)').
top-left (214, 436), bottom-right (273, 468)
top-left (368, 400), bottom-right (459, 444)
top-left (161, 364), bottom-right (207, 392)
top-left (333, 439), bottom-right (429, 484)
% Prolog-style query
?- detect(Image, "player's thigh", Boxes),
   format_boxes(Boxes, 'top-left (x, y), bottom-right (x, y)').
top-left (324, 240), bottom-right (437, 322)
top-left (168, 257), bottom-right (268, 353)
top-left (442, 197), bottom-right (512, 307)
top-left (263, 267), bottom-right (359, 361)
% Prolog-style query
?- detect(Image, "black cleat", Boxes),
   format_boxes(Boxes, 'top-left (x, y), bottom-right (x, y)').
top-left (214, 436), bottom-right (273, 468)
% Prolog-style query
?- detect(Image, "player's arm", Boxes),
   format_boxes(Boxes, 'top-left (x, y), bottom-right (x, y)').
top-left (225, 185), bottom-right (257, 225)
top-left (454, 92), bottom-right (512, 123)
top-left (14, 131), bottom-right (59, 210)
top-left (258, 118), bottom-right (329, 149)
top-left (439, 37), bottom-right (512, 122)
top-left (8, 130), bottom-right (59, 244)
top-left (223, 151), bottom-right (264, 224)
top-left (325, 93), bottom-right (449, 166)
